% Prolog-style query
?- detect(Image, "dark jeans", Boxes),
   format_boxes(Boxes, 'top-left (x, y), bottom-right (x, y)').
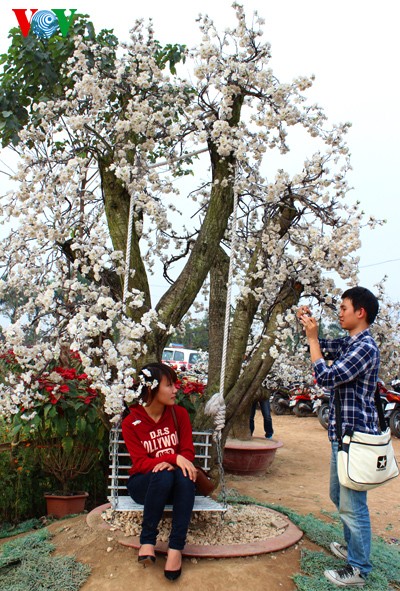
top-left (127, 468), bottom-right (195, 551)
top-left (250, 399), bottom-right (273, 438)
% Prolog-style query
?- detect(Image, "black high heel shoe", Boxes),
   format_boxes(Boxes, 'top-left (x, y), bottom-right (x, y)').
top-left (164, 567), bottom-right (182, 581)
top-left (138, 546), bottom-right (156, 567)
top-left (138, 554), bottom-right (156, 567)
top-left (164, 550), bottom-right (182, 581)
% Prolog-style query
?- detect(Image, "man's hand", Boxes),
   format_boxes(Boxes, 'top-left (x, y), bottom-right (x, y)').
top-left (298, 312), bottom-right (323, 363)
top-left (299, 313), bottom-right (319, 341)
top-left (296, 305), bottom-right (312, 321)
top-left (176, 455), bottom-right (197, 481)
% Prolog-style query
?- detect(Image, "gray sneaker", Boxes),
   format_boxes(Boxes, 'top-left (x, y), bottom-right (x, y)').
top-left (324, 565), bottom-right (365, 587)
top-left (330, 541), bottom-right (348, 560)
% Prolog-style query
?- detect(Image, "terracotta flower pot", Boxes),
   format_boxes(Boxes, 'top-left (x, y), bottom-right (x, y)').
top-left (223, 437), bottom-right (283, 475)
top-left (44, 492), bottom-right (89, 518)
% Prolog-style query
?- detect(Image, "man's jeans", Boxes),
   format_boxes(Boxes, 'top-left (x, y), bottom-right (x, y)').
top-left (330, 442), bottom-right (372, 576)
top-left (250, 399), bottom-right (274, 438)
top-left (127, 468), bottom-right (195, 551)
top-left (250, 398), bottom-right (274, 437)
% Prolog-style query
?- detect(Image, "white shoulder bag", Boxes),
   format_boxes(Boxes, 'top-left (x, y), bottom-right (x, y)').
top-left (335, 386), bottom-right (399, 491)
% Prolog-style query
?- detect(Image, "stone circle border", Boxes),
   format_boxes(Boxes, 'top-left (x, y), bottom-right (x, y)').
top-left (87, 503), bottom-right (303, 558)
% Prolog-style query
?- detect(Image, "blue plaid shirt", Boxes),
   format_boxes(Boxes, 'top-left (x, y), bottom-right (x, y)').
top-left (313, 329), bottom-right (380, 441)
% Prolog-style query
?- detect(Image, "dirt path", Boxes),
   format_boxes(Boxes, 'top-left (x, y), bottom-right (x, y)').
top-left (45, 413), bottom-right (400, 591)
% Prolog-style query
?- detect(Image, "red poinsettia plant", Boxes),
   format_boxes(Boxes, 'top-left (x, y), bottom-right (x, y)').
top-left (175, 374), bottom-right (206, 422)
top-left (0, 348), bottom-right (104, 493)
top-left (0, 350), bottom-right (101, 440)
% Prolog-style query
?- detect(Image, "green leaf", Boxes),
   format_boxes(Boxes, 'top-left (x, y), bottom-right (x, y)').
top-left (0, 15), bottom-right (118, 148)
top-left (76, 417), bottom-right (86, 432)
top-left (31, 414), bottom-right (41, 428)
top-left (86, 407), bottom-right (98, 423)
top-left (61, 436), bottom-right (74, 453)
top-left (53, 416), bottom-right (67, 437)
top-left (11, 423), bottom-right (22, 436)
top-left (43, 403), bottom-right (53, 418)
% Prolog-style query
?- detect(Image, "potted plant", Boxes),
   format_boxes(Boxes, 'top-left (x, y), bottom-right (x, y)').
top-left (221, 383), bottom-right (283, 476)
top-left (175, 372), bottom-right (206, 423)
top-left (0, 348), bottom-right (105, 517)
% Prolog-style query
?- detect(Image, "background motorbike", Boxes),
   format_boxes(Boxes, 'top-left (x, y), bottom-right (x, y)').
top-left (380, 380), bottom-right (400, 438)
top-left (289, 384), bottom-right (315, 417)
top-left (313, 389), bottom-right (330, 430)
top-left (270, 385), bottom-right (295, 415)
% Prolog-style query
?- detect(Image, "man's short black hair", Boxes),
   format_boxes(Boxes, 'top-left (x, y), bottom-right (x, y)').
top-left (341, 286), bottom-right (379, 325)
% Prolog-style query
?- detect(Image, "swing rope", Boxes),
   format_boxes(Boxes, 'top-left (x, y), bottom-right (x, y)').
top-left (122, 157), bottom-right (141, 306)
top-left (109, 157), bottom-right (143, 510)
top-left (205, 185), bottom-right (240, 508)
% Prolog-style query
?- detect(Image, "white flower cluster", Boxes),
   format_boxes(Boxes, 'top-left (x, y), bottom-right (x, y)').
top-left (1, 5), bottom-right (399, 425)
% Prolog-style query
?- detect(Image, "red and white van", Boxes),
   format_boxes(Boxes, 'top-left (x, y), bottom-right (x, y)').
top-left (162, 346), bottom-right (203, 370)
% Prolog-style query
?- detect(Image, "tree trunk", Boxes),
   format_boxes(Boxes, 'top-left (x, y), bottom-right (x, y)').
top-left (153, 94), bottom-right (244, 354)
top-left (222, 280), bottom-right (303, 444)
top-left (99, 156), bottom-right (152, 323)
top-left (229, 404), bottom-right (253, 439)
top-left (224, 196), bottom-right (299, 396)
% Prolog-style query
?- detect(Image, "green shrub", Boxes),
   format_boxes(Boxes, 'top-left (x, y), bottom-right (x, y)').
top-left (0, 421), bottom-right (109, 522)
top-left (0, 440), bottom-right (48, 522)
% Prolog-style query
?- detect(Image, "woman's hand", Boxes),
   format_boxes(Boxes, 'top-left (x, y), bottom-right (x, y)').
top-left (152, 461), bottom-right (175, 473)
top-left (176, 455), bottom-right (197, 481)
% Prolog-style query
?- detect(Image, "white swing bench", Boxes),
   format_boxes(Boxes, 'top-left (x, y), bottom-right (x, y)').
top-left (108, 426), bottom-right (226, 512)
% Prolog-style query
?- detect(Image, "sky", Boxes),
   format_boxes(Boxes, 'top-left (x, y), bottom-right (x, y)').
top-left (0, 0), bottom-right (399, 304)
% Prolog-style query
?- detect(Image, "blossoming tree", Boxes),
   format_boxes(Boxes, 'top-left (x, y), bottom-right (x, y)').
top-left (1, 5), bottom-right (399, 444)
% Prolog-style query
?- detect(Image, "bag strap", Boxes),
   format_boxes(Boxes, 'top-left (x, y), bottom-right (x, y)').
top-left (171, 405), bottom-right (202, 469)
top-left (171, 405), bottom-right (179, 441)
top-left (335, 383), bottom-right (387, 448)
top-left (334, 388), bottom-right (344, 448)
top-left (374, 385), bottom-right (388, 432)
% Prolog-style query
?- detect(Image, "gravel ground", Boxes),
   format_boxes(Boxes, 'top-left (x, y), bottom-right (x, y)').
top-left (102, 504), bottom-right (288, 545)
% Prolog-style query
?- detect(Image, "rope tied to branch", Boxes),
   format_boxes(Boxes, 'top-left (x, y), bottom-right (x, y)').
top-left (205, 184), bottom-right (240, 435)
top-left (204, 185), bottom-right (240, 509)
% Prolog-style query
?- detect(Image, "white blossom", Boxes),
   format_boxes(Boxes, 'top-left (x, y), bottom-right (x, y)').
top-left (0, 6), bottom-right (398, 428)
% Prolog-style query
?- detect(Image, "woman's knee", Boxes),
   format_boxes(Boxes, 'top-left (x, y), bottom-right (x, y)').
top-left (127, 474), bottom-right (148, 504)
top-left (128, 470), bottom-right (175, 502)
top-left (174, 468), bottom-right (196, 493)
top-left (151, 469), bottom-right (175, 492)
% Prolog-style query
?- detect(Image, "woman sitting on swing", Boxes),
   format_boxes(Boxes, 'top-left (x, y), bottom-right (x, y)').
top-left (122, 362), bottom-right (197, 581)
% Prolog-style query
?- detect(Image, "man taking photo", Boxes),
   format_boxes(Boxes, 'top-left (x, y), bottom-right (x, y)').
top-left (298, 286), bottom-right (380, 587)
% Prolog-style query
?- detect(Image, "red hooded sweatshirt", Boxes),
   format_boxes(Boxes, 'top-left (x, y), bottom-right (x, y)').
top-left (122, 404), bottom-right (195, 475)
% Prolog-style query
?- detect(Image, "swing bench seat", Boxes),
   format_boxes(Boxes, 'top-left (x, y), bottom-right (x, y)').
top-left (108, 427), bottom-right (226, 512)
top-left (113, 495), bottom-right (223, 512)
